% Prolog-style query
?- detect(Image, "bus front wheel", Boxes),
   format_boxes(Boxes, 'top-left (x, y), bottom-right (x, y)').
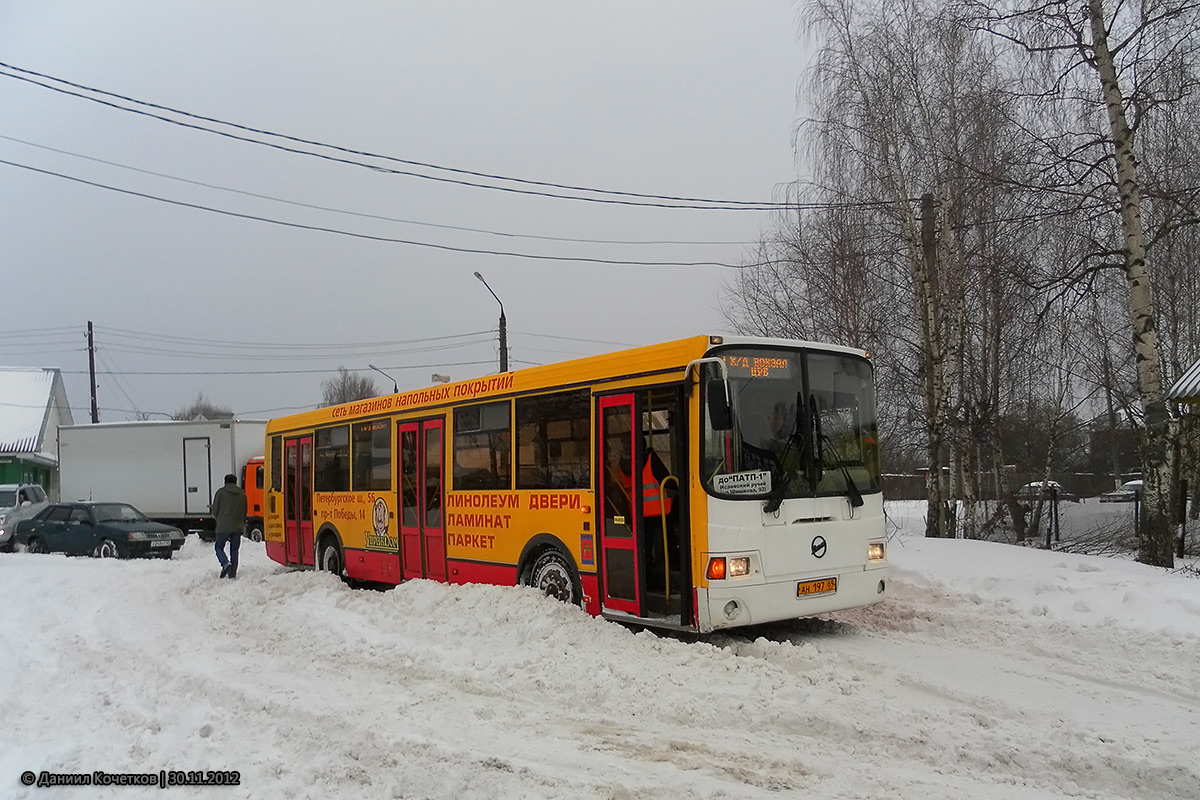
top-left (527, 549), bottom-right (580, 606)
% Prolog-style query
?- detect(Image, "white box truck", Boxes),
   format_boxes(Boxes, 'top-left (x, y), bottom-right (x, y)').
top-left (57, 419), bottom-right (268, 539)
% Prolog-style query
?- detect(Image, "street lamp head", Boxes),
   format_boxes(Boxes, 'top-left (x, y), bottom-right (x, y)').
top-left (471, 271), bottom-right (508, 373)
top-left (367, 363), bottom-right (398, 395)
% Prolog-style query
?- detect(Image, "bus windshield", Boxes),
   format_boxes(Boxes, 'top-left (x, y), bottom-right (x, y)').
top-left (702, 347), bottom-right (881, 503)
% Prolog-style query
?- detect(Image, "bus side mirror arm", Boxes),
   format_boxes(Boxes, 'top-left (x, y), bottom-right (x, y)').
top-left (684, 356), bottom-right (733, 431)
top-left (706, 380), bottom-right (732, 431)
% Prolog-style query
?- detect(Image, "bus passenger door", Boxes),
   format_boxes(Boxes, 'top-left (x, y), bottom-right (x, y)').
top-left (283, 436), bottom-right (313, 566)
top-left (598, 394), bottom-right (642, 615)
top-left (398, 419), bottom-right (446, 582)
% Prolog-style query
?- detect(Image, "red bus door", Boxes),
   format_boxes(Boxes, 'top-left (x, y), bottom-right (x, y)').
top-left (283, 436), bottom-right (314, 566)
top-left (598, 394), bottom-right (642, 615)
top-left (398, 419), bottom-right (446, 582)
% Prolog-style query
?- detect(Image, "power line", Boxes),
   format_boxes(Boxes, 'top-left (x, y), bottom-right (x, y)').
top-left (96, 340), bottom-right (493, 362)
top-left (0, 324), bottom-right (645, 361)
top-left (96, 326), bottom-right (493, 351)
top-left (511, 330), bottom-right (638, 348)
top-left (94, 348), bottom-right (148, 419)
top-left (0, 345), bottom-right (85, 357)
top-left (0, 62), bottom-right (790, 211)
top-left (58, 359), bottom-right (498, 376)
top-left (0, 326), bottom-right (80, 338)
top-left (0, 134), bottom-right (761, 248)
top-left (0, 157), bottom-right (754, 269)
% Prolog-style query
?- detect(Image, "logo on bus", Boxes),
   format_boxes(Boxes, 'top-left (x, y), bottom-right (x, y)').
top-left (373, 497), bottom-right (388, 537)
top-left (811, 536), bottom-right (827, 558)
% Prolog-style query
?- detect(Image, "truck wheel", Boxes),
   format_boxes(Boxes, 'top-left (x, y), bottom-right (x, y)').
top-left (526, 549), bottom-right (581, 605)
top-left (247, 526), bottom-right (264, 543)
top-left (94, 538), bottom-right (121, 559)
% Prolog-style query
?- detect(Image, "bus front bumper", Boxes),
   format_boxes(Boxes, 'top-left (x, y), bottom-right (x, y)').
top-left (698, 565), bottom-right (888, 632)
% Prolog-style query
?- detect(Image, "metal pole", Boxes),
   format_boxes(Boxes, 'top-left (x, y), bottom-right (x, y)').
top-left (498, 308), bottom-right (508, 373)
top-left (474, 271), bottom-right (508, 373)
top-left (1178, 478), bottom-right (1187, 559)
top-left (1052, 488), bottom-right (1060, 544)
top-left (367, 364), bottom-right (398, 394)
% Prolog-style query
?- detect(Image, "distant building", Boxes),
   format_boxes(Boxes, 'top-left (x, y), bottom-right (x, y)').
top-left (0, 367), bottom-right (74, 495)
top-left (1168, 358), bottom-right (1200, 410)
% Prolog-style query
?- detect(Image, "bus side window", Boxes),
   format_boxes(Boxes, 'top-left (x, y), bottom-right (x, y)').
top-left (515, 390), bottom-right (590, 490)
top-left (270, 435), bottom-right (283, 492)
top-left (314, 425), bottom-right (350, 492)
top-left (453, 401), bottom-right (511, 490)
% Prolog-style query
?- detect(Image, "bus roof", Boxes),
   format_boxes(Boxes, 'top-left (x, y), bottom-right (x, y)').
top-left (266, 334), bottom-right (868, 432)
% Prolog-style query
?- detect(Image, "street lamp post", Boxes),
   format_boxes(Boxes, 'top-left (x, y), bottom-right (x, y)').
top-left (473, 271), bottom-right (508, 372)
top-left (367, 363), bottom-right (398, 394)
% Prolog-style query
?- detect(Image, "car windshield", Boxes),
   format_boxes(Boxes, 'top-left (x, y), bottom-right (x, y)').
top-left (92, 503), bottom-right (150, 523)
top-left (0, 490), bottom-right (15, 507)
top-left (701, 347), bottom-right (881, 502)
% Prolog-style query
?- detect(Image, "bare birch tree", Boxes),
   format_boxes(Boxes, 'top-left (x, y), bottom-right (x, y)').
top-left (972, 0), bottom-right (1200, 565)
top-left (728, 0), bottom-right (1042, 537)
top-left (320, 367), bottom-right (378, 408)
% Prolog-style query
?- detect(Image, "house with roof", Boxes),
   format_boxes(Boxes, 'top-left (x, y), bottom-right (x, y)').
top-left (1168, 358), bottom-right (1200, 410)
top-left (0, 367), bottom-right (74, 496)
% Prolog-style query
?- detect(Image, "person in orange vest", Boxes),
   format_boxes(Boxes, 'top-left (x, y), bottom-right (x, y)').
top-left (617, 448), bottom-right (673, 516)
top-left (619, 446), bottom-right (675, 588)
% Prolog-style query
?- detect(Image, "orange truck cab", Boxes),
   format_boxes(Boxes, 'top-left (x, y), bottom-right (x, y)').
top-left (241, 456), bottom-right (265, 541)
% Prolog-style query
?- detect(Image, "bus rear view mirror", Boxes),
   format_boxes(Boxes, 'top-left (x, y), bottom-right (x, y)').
top-left (707, 379), bottom-right (732, 431)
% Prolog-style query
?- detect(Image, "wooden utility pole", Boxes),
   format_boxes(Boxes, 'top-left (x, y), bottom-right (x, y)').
top-left (87, 321), bottom-right (98, 423)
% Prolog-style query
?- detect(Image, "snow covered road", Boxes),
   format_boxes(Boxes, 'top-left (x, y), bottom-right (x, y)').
top-left (2, 511), bottom-right (1198, 799)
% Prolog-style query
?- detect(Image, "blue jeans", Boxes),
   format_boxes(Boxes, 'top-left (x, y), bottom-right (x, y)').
top-left (215, 532), bottom-right (242, 575)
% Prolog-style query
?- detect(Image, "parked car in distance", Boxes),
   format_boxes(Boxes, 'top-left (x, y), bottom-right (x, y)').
top-left (1099, 479), bottom-right (1144, 503)
top-left (0, 483), bottom-right (49, 552)
top-left (1015, 481), bottom-right (1080, 503)
top-left (13, 502), bottom-right (185, 559)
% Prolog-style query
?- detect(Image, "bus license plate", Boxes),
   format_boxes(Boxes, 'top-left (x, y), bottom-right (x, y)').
top-left (797, 577), bottom-right (837, 597)
top-left (151, 541), bottom-right (171, 548)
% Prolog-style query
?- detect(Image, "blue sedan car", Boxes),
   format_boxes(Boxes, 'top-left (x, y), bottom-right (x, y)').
top-left (13, 502), bottom-right (185, 559)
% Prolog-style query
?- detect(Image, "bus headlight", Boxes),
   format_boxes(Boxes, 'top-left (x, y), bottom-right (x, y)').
top-left (728, 557), bottom-right (750, 577)
top-left (868, 541), bottom-right (886, 562)
top-left (706, 557), bottom-right (726, 580)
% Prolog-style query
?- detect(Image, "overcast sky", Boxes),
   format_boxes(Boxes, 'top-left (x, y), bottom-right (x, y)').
top-left (0, 1), bottom-right (810, 422)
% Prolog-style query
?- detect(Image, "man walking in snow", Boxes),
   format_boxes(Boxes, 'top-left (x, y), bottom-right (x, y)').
top-left (211, 473), bottom-right (247, 579)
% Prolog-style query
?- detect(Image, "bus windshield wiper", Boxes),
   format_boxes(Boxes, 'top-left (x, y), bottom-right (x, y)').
top-left (815, 427), bottom-right (864, 508)
top-left (763, 392), bottom-right (809, 514)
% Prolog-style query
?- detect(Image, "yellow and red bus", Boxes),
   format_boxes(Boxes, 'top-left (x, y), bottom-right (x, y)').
top-left (262, 335), bottom-right (887, 632)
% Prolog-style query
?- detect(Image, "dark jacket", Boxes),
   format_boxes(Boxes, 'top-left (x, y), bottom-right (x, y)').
top-left (211, 484), bottom-right (247, 535)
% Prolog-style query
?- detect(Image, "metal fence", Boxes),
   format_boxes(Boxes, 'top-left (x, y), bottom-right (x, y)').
top-left (882, 471), bottom-right (1135, 501)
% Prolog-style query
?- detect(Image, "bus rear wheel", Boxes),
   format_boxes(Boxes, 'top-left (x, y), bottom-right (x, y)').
top-left (319, 538), bottom-right (345, 579)
top-left (527, 549), bottom-right (580, 606)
